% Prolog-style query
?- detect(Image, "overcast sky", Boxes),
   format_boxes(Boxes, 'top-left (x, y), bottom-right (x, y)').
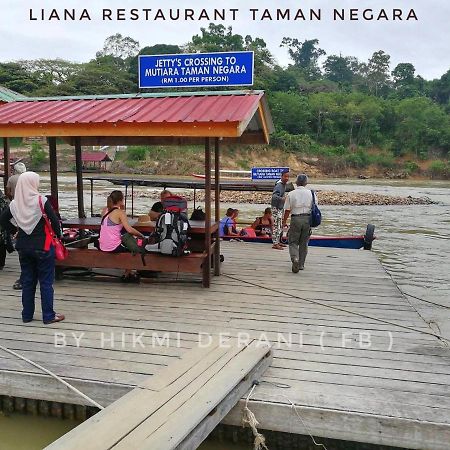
top-left (0, 0), bottom-right (449, 80)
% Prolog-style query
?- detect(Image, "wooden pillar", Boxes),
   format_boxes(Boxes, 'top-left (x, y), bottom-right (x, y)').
top-left (214, 138), bottom-right (221, 276)
top-left (74, 137), bottom-right (86, 218)
top-left (3, 138), bottom-right (11, 193)
top-left (203, 138), bottom-right (212, 287)
top-left (48, 137), bottom-right (59, 205)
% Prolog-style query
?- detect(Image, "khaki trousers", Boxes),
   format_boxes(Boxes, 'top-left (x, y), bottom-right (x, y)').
top-left (288, 215), bottom-right (311, 266)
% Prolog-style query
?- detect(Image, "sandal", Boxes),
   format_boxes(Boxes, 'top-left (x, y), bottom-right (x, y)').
top-left (272, 244), bottom-right (284, 250)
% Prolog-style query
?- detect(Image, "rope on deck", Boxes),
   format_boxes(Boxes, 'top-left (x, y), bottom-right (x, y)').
top-left (223, 274), bottom-right (450, 345)
top-left (0, 343), bottom-right (105, 410)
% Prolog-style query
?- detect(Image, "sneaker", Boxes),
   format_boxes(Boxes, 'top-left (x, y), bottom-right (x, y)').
top-left (292, 260), bottom-right (300, 273)
top-left (44, 313), bottom-right (65, 325)
top-left (13, 280), bottom-right (22, 290)
top-left (299, 265), bottom-right (305, 270)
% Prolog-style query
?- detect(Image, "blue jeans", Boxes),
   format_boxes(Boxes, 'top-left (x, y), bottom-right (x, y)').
top-left (18, 246), bottom-right (55, 322)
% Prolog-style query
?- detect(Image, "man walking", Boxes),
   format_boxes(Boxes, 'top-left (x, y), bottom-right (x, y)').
top-left (283, 174), bottom-right (317, 273)
top-left (6, 162), bottom-right (26, 200)
top-left (271, 169), bottom-right (290, 250)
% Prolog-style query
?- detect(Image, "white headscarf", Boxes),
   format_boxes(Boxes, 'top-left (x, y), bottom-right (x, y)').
top-left (9, 172), bottom-right (47, 235)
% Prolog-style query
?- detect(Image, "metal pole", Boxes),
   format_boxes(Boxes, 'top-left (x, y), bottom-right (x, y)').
top-left (214, 138), bottom-right (221, 276)
top-left (48, 137), bottom-right (59, 206)
top-left (74, 137), bottom-right (86, 218)
top-left (204, 138), bottom-right (212, 287)
top-left (131, 181), bottom-right (134, 218)
top-left (90, 179), bottom-right (94, 217)
top-left (2, 138), bottom-right (11, 193)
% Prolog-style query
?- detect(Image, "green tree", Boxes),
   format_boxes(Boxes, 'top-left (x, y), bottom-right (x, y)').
top-left (395, 97), bottom-right (450, 156)
top-left (269, 91), bottom-right (311, 134)
top-left (366, 50), bottom-right (391, 96)
top-left (189, 24), bottom-right (244, 52)
top-left (281, 38), bottom-right (326, 79)
top-left (0, 62), bottom-right (44, 94)
top-left (96, 33), bottom-right (140, 59)
top-left (323, 55), bottom-right (357, 86)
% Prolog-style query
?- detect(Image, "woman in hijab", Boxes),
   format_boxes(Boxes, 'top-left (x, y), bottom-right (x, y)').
top-left (0, 172), bottom-right (65, 324)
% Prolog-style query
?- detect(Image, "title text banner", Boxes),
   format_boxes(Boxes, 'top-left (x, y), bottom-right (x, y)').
top-left (139, 51), bottom-right (254, 88)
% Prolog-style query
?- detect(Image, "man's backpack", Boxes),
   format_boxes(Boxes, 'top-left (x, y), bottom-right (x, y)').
top-left (154, 211), bottom-right (190, 256)
top-left (146, 195), bottom-right (190, 256)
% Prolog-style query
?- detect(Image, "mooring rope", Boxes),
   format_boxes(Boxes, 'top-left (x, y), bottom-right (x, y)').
top-left (243, 381), bottom-right (328, 450)
top-left (223, 274), bottom-right (450, 344)
top-left (0, 343), bottom-right (104, 410)
top-left (242, 383), bottom-right (269, 450)
top-left (403, 292), bottom-right (450, 310)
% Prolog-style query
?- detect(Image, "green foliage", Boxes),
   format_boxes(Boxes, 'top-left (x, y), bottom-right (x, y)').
top-left (1, 26), bottom-right (449, 171)
top-left (404, 161), bottom-right (420, 174)
top-left (127, 146), bottom-right (149, 161)
top-left (428, 160), bottom-right (449, 179)
top-left (29, 143), bottom-right (47, 167)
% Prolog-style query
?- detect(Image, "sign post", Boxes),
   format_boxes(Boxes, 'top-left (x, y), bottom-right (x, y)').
top-left (139, 51), bottom-right (254, 89)
top-left (251, 167), bottom-right (290, 181)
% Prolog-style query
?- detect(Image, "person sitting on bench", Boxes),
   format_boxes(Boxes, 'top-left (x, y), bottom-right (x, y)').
top-left (99, 190), bottom-right (145, 282)
top-left (149, 190), bottom-right (172, 221)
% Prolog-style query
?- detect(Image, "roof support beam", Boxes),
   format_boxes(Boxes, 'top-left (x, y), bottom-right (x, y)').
top-left (2, 138), bottom-right (11, 193)
top-left (74, 138), bottom-right (86, 218)
top-left (214, 138), bottom-right (221, 276)
top-left (48, 137), bottom-right (58, 207)
top-left (0, 122), bottom-right (241, 139)
top-left (203, 138), bottom-right (212, 288)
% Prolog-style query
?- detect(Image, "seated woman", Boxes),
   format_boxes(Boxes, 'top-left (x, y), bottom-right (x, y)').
top-left (99, 190), bottom-right (145, 282)
top-left (219, 208), bottom-right (240, 237)
top-left (251, 207), bottom-right (274, 237)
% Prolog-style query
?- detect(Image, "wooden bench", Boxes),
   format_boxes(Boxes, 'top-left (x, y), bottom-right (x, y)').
top-left (45, 338), bottom-right (272, 450)
top-left (56, 247), bottom-right (211, 287)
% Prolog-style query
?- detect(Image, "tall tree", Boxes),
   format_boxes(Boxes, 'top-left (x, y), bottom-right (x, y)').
top-left (96, 33), bottom-right (140, 59)
top-left (281, 38), bottom-right (326, 79)
top-left (323, 55), bottom-right (358, 86)
top-left (189, 24), bottom-right (244, 52)
top-left (366, 50), bottom-right (391, 96)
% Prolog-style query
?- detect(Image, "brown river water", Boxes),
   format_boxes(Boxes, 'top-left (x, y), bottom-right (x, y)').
top-left (1, 176), bottom-right (449, 449)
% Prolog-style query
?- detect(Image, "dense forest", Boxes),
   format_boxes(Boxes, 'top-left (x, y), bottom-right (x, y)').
top-left (1, 24), bottom-right (449, 178)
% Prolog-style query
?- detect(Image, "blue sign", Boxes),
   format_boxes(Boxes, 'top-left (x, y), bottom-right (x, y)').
top-left (139, 51), bottom-right (254, 89)
top-left (251, 167), bottom-right (289, 181)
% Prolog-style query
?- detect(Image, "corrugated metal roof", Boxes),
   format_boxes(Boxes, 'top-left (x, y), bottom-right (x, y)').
top-left (82, 152), bottom-right (112, 162)
top-left (16, 89), bottom-right (264, 102)
top-left (0, 92), bottom-right (263, 125)
top-left (0, 86), bottom-right (27, 102)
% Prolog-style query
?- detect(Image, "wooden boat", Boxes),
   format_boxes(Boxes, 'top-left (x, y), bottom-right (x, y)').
top-left (222, 225), bottom-right (376, 250)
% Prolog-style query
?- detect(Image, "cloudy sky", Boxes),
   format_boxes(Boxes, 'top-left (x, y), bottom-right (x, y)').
top-left (0, 0), bottom-right (449, 80)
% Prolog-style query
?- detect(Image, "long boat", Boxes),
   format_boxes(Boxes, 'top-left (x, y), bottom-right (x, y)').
top-left (222, 231), bottom-right (375, 250)
top-left (84, 176), bottom-right (376, 250)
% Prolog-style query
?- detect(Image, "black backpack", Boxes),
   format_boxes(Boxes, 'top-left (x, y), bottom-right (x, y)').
top-left (190, 207), bottom-right (206, 221)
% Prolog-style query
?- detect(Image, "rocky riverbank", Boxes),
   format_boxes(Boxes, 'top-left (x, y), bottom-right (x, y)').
top-left (135, 189), bottom-right (435, 206)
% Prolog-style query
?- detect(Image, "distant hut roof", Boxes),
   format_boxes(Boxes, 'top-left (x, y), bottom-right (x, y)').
top-left (82, 152), bottom-right (112, 163)
top-left (0, 86), bottom-right (27, 103)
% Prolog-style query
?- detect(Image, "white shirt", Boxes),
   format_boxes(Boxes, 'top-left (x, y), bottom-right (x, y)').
top-left (284, 186), bottom-right (316, 215)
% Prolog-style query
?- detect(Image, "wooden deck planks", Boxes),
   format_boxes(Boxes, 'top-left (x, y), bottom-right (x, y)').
top-left (44, 339), bottom-right (272, 450)
top-left (0, 242), bottom-right (449, 449)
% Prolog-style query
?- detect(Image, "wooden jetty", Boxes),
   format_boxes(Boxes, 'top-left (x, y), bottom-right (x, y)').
top-left (0, 242), bottom-right (449, 449)
top-left (45, 338), bottom-right (272, 450)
